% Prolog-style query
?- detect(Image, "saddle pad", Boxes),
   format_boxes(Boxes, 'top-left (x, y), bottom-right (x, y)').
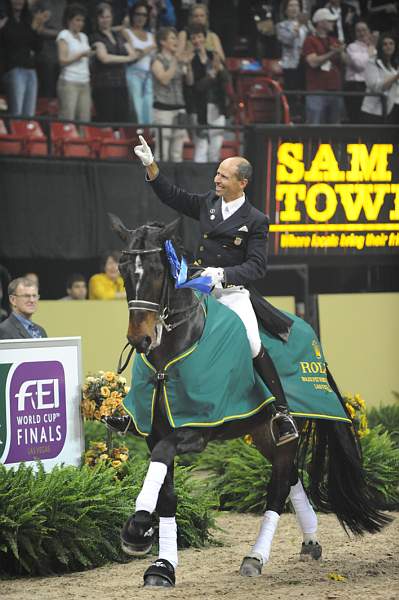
top-left (123, 296), bottom-right (350, 436)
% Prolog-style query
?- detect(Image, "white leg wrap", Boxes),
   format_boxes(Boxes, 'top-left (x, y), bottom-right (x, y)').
top-left (135, 461), bottom-right (168, 514)
top-left (289, 480), bottom-right (318, 543)
top-left (251, 510), bottom-right (280, 565)
top-left (158, 516), bottom-right (178, 569)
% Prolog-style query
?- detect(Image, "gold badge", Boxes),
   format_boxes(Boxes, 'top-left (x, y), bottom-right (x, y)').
top-left (234, 237), bottom-right (242, 246)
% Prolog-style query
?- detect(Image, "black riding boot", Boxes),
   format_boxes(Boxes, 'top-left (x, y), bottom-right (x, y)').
top-left (253, 346), bottom-right (298, 446)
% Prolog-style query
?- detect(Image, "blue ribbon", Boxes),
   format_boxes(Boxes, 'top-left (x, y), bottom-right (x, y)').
top-left (164, 240), bottom-right (212, 295)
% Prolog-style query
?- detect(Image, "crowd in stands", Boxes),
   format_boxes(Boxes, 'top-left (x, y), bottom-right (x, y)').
top-left (0, 0), bottom-right (398, 164)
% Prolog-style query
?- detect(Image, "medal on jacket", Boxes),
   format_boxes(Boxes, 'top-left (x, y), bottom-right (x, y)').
top-left (210, 208), bottom-right (216, 221)
top-left (234, 237), bottom-right (242, 246)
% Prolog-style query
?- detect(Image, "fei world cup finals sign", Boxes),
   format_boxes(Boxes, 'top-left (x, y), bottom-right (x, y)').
top-left (0, 337), bottom-right (84, 471)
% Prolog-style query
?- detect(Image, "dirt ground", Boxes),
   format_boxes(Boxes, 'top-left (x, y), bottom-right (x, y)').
top-left (1, 511), bottom-right (398, 600)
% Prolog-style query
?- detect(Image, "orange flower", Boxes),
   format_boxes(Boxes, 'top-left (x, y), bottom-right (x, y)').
top-left (101, 386), bottom-right (110, 397)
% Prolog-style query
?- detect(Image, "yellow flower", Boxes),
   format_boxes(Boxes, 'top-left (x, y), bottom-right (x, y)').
top-left (111, 391), bottom-right (122, 399)
top-left (94, 442), bottom-right (107, 451)
top-left (345, 403), bottom-right (356, 419)
top-left (118, 376), bottom-right (127, 384)
top-left (327, 572), bottom-right (347, 582)
top-left (105, 371), bottom-right (115, 382)
top-left (111, 460), bottom-right (122, 468)
top-left (124, 385), bottom-right (130, 394)
top-left (101, 386), bottom-right (110, 397)
top-left (244, 434), bottom-right (253, 445)
top-left (99, 453), bottom-right (109, 461)
top-left (119, 453), bottom-right (128, 462)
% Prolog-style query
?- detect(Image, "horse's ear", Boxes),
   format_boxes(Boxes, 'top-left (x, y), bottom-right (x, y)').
top-left (161, 218), bottom-right (182, 241)
top-left (108, 213), bottom-right (131, 242)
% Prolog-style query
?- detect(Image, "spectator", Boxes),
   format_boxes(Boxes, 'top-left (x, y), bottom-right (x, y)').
top-left (152, 26), bottom-right (193, 162)
top-left (57, 3), bottom-right (92, 123)
top-left (88, 250), bottom-right (125, 299)
top-left (302, 8), bottom-right (346, 123)
top-left (91, 2), bottom-right (137, 123)
top-left (276, 0), bottom-right (311, 98)
top-left (361, 32), bottom-right (399, 124)
top-left (0, 276), bottom-right (47, 339)
top-left (59, 273), bottom-right (87, 300)
top-left (123, 1), bottom-right (156, 124)
top-left (188, 23), bottom-right (229, 163)
top-left (248, 1), bottom-right (281, 60)
top-left (318, 0), bottom-right (359, 43)
top-left (177, 3), bottom-right (225, 61)
top-left (344, 20), bottom-right (377, 122)
top-left (0, 0), bottom-right (49, 116)
top-left (32, 0), bottom-right (66, 98)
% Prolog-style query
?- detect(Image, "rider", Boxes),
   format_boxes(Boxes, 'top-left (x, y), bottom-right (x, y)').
top-left (114, 136), bottom-right (297, 445)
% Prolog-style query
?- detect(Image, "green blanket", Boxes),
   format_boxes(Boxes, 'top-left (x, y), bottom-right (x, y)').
top-left (123, 296), bottom-right (350, 436)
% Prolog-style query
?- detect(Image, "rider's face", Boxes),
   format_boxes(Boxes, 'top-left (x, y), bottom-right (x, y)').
top-left (214, 159), bottom-right (247, 202)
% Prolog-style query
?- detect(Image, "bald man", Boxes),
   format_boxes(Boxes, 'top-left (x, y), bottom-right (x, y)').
top-left (132, 137), bottom-right (297, 445)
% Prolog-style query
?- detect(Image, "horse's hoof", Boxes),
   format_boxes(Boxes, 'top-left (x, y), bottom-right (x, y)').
top-left (300, 541), bottom-right (322, 561)
top-left (120, 511), bottom-right (154, 557)
top-left (143, 559), bottom-right (176, 587)
top-left (239, 554), bottom-right (263, 577)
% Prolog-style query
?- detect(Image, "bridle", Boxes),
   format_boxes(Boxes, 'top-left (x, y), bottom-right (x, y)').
top-left (117, 245), bottom-right (201, 373)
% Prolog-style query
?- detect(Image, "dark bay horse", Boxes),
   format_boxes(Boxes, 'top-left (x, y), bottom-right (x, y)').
top-left (108, 215), bottom-right (390, 588)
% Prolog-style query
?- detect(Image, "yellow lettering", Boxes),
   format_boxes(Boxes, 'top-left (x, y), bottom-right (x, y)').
top-left (305, 184), bottom-right (337, 222)
top-left (389, 184), bottom-right (399, 220)
top-left (304, 144), bottom-right (345, 182)
top-left (300, 362), bottom-right (311, 374)
top-left (275, 184), bottom-right (306, 221)
top-left (346, 144), bottom-right (392, 182)
top-left (335, 184), bottom-right (389, 221)
top-left (276, 143), bottom-right (304, 183)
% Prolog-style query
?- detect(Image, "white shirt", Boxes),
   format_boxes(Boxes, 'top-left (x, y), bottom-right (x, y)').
top-left (57, 29), bottom-right (90, 83)
top-left (124, 29), bottom-right (155, 71)
top-left (221, 195), bottom-right (245, 220)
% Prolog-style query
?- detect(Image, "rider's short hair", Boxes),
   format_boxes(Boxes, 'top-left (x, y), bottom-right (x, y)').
top-left (236, 160), bottom-right (253, 183)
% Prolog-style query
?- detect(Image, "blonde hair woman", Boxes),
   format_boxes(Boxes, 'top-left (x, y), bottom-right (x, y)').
top-left (177, 3), bottom-right (225, 61)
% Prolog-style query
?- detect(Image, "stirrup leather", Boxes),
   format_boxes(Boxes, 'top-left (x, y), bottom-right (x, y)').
top-left (270, 411), bottom-right (299, 446)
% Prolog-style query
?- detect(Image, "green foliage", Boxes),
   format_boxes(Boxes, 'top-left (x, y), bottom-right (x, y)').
top-left (360, 425), bottom-right (399, 509)
top-left (0, 462), bottom-right (134, 576)
top-left (367, 403), bottom-right (399, 447)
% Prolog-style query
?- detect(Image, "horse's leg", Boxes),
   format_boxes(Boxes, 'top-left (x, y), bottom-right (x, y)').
top-left (288, 466), bottom-right (322, 561)
top-left (121, 428), bottom-right (208, 557)
top-left (143, 465), bottom-right (178, 588)
top-left (240, 436), bottom-right (297, 577)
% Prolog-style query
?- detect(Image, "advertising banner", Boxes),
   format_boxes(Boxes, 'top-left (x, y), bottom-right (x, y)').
top-left (246, 126), bottom-right (399, 259)
top-left (0, 337), bottom-right (84, 471)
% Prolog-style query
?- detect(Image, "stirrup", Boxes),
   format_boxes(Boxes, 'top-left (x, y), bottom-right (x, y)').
top-left (270, 412), bottom-right (299, 446)
top-left (102, 415), bottom-right (132, 436)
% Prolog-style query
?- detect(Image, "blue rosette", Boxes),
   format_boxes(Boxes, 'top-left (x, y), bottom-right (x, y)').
top-left (164, 240), bottom-right (212, 294)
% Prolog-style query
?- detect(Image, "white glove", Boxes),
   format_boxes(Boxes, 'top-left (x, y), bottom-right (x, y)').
top-left (201, 267), bottom-right (224, 287)
top-left (134, 135), bottom-right (154, 166)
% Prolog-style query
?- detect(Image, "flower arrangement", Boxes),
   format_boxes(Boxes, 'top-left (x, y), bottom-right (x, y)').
top-left (344, 392), bottom-right (370, 438)
top-left (81, 370), bottom-right (129, 421)
top-left (84, 440), bottom-right (129, 476)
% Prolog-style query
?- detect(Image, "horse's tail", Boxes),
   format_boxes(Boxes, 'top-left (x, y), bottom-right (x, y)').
top-left (298, 418), bottom-right (392, 535)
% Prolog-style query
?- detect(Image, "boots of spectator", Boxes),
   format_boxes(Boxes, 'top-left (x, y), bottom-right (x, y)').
top-left (253, 346), bottom-right (298, 446)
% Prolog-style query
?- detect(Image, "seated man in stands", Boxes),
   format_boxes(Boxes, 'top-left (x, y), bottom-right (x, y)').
top-left (59, 273), bottom-right (87, 300)
top-left (0, 277), bottom-right (47, 339)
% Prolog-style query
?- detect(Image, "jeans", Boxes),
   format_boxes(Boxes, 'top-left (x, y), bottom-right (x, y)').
top-left (125, 66), bottom-right (153, 124)
top-left (305, 93), bottom-right (343, 124)
top-left (3, 67), bottom-right (38, 116)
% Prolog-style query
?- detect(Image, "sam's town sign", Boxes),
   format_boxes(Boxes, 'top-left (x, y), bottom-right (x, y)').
top-left (271, 143), bottom-right (399, 251)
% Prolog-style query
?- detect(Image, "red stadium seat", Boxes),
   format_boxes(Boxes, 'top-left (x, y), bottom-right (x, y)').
top-left (10, 120), bottom-right (47, 156)
top-left (50, 122), bottom-right (93, 158)
top-left (239, 78), bottom-right (290, 125)
top-left (36, 97), bottom-right (59, 117)
top-left (83, 125), bottom-right (131, 160)
top-left (0, 119), bottom-right (25, 155)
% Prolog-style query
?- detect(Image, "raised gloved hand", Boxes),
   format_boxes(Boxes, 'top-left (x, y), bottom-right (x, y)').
top-left (134, 135), bottom-right (154, 166)
top-left (201, 267), bottom-right (224, 287)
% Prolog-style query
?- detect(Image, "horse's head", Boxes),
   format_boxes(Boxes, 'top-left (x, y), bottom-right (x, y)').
top-left (109, 213), bottom-right (182, 354)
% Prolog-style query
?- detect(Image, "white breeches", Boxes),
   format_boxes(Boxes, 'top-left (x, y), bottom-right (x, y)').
top-left (213, 285), bottom-right (262, 358)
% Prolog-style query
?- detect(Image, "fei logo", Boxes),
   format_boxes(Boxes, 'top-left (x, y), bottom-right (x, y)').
top-left (2, 361), bottom-right (67, 464)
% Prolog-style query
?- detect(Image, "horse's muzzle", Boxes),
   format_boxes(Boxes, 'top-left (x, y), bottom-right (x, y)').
top-left (133, 335), bottom-right (153, 354)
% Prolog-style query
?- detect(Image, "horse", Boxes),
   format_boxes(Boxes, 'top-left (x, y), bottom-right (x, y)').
top-left (106, 214), bottom-right (390, 588)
